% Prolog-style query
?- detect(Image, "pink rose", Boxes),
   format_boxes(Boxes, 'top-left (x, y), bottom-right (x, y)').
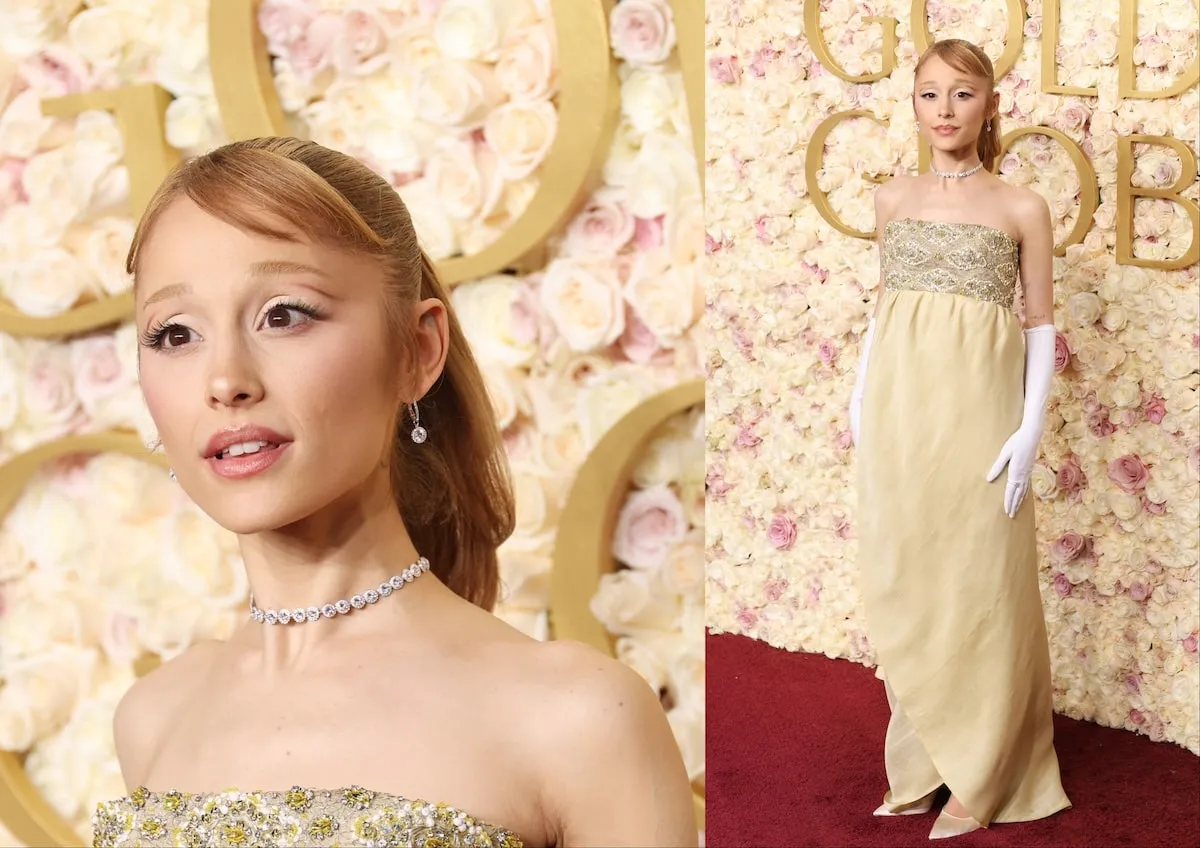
top-left (1143, 497), bottom-right (1166, 515)
top-left (1052, 572), bottom-right (1072, 597)
top-left (764, 577), bottom-right (788, 602)
top-left (818, 339), bottom-right (838, 365)
top-left (564, 188), bottom-right (635, 257)
top-left (1144, 395), bottom-right (1167, 424)
top-left (70, 335), bottom-right (131, 411)
top-left (21, 346), bottom-right (85, 439)
top-left (1124, 674), bottom-right (1141, 695)
top-left (0, 159), bottom-right (26, 210)
top-left (706, 468), bottom-right (733, 499)
top-left (101, 611), bottom-right (141, 665)
top-left (709, 55), bottom-right (741, 85)
top-left (496, 26), bottom-right (558, 102)
top-left (617, 307), bottom-right (663, 364)
top-left (633, 215), bottom-right (664, 251)
top-left (258, 0), bottom-right (316, 55)
top-left (736, 606), bottom-right (759, 630)
top-left (767, 514), bottom-right (797, 551)
top-left (735, 424), bottom-right (761, 449)
top-left (1055, 457), bottom-right (1086, 496)
top-left (1086, 407), bottom-right (1115, 438)
top-left (18, 45), bottom-right (90, 96)
top-left (834, 429), bottom-right (853, 452)
top-left (1183, 632), bottom-right (1198, 653)
top-left (611, 485), bottom-right (687, 570)
top-left (1049, 532), bottom-right (1088, 563)
top-left (1129, 709), bottom-right (1146, 725)
top-left (331, 7), bottom-right (390, 75)
top-left (287, 11), bottom-right (342, 82)
top-left (1108, 454), bottom-right (1149, 492)
top-left (1129, 581), bottom-right (1151, 602)
top-left (610, 0), bottom-right (676, 68)
top-left (1054, 331), bottom-right (1071, 372)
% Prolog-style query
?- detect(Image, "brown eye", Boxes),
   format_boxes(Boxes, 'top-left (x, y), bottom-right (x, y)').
top-left (164, 327), bottom-right (191, 348)
top-left (265, 305), bottom-right (302, 328)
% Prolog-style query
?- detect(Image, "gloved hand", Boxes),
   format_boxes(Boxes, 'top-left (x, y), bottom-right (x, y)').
top-left (986, 324), bottom-right (1057, 518)
top-left (848, 319), bottom-right (877, 446)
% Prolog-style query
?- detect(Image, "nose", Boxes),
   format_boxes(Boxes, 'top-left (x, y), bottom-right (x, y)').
top-left (206, 338), bottom-right (265, 409)
top-left (938, 97), bottom-right (954, 117)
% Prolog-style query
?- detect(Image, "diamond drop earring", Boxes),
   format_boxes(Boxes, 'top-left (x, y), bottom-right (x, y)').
top-left (986, 119), bottom-right (992, 131)
top-left (409, 402), bottom-right (427, 444)
top-left (169, 469), bottom-right (177, 481)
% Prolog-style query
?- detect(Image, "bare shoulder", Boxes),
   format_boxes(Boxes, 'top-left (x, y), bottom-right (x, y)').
top-left (1004, 183), bottom-right (1051, 234)
top-left (113, 641), bottom-right (220, 787)
top-left (875, 173), bottom-right (915, 213)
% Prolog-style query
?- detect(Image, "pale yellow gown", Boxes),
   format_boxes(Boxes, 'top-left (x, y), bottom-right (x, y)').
top-left (857, 219), bottom-right (1072, 827)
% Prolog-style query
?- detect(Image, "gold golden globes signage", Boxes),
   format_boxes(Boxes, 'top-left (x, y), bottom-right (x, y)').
top-left (803, 0), bottom-right (1200, 270)
top-left (0, 0), bottom-right (705, 843)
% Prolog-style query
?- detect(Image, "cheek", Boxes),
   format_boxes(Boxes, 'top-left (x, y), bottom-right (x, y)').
top-left (284, 330), bottom-right (399, 430)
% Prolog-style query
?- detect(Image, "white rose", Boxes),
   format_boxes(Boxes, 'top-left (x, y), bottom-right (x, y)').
top-left (483, 99), bottom-right (557, 180)
top-left (450, 275), bottom-right (539, 366)
top-left (153, 12), bottom-right (212, 96)
top-left (161, 509), bottom-right (248, 606)
top-left (512, 469), bottom-right (554, 539)
top-left (620, 68), bottom-right (676, 134)
top-left (0, 647), bottom-right (95, 751)
top-left (21, 148), bottom-right (85, 220)
top-left (2, 477), bottom-right (88, 574)
top-left (625, 256), bottom-right (699, 341)
top-left (1067, 291), bottom-right (1103, 327)
top-left (8, 247), bottom-right (90, 317)
top-left (631, 432), bottom-right (685, 488)
top-left (0, 337), bottom-right (20, 432)
top-left (164, 95), bottom-right (221, 152)
top-left (411, 59), bottom-right (498, 128)
top-left (396, 178), bottom-right (459, 260)
top-left (77, 217), bottom-right (135, 296)
top-left (665, 194), bottom-right (703, 268)
top-left (481, 360), bottom-right (523, 429)
top-left (589, 569), bottom-right (679, 636)
top-left (575, 366), bottom-right (656, 448)
top-left (539, 259), bottom-right (624, 352)
top-left (434, 0), bottom-right (525, 61)
top-left (0, 90), bottom-right (57, 158)
top-left (0, 0), bottom-right (81, 58)
top-left (628, 132), bottom-right (700, 218)
top-left (426, 137), bottom-right (503, 222)
top-left (0, 203), bottom-right (69, 272)
top-left (65, 5), bottom-right (137, 70)
top-left (660, 532), bottom-right (704, 597)
top-left (616, 634), bottom-right (672, 693)
top-left (496, 25), bottom-right (557, 101)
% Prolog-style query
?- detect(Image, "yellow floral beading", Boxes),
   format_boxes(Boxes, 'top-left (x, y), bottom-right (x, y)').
top-left (882, 219), bottom-right (1020, 309)
top-left (92, 786), bottom-right (524, 848)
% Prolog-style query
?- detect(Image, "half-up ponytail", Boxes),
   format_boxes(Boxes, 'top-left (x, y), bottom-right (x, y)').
top-left (389, 255), bottom-right (514, 610)
top-left (914, 39), bottom-right (1004, 171)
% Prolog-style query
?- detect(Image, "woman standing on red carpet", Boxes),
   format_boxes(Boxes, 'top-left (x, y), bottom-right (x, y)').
top-left (848, 39), bottom-right (1072, 840)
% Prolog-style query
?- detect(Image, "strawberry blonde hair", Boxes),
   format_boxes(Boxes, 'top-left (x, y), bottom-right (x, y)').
top-left (914, 39), bottom-right (1002, 170)
top-left (126, 137), bottom-right (515, 610)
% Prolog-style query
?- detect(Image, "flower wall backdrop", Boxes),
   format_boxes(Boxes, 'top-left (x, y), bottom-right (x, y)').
top-left (0, 0), bottom-right (702, 840)
top-left (705, 0), bottom-right (1200, 756)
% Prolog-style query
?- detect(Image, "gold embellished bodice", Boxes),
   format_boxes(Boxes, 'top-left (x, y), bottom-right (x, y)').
top-left (882, 219), bottom-right (1020, 309)
top-left (92, 786), bottom-right (524, 848)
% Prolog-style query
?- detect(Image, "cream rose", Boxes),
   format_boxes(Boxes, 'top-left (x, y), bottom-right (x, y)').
top-left (395, 178), bottom-right (459, 260)
top-left (661, 532), bottom-right (704, 597)
top-left (625, 257), bottom-right (699, 341)
top-left (615, 634), bottom-right (670, 693)
top-left (0, 90), bottom-right (57, 158)
top-left (620, 68), bottom-right (677, 134)
top-left (482, 99), bottom-right (557, 180)
top-left (665, 194), bottom-right (703, 268)
top-left (77, 216), bottom-right (135, 296)
top-left (539, 259), bottom-right (625, 352)
top-left (450, 275), bottom-right (539, 366)
top-left (589, 568), bottom-right (679, 636)
top-left (411, 59), bottom-right (497, 128)
top-left (434, 0), bottom-right (529, 61)
top-left (575, 367), bottom-right (656, 448)
top-left (496, 25), bottom-right (557, 101)
top-left (164, 95), bottom-right (221, 152)
top-left (425, 137), bottom-right (503, 221)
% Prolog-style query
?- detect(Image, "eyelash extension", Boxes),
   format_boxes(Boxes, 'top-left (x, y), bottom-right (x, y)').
top-left (139, 299), bottom-right (325, 351)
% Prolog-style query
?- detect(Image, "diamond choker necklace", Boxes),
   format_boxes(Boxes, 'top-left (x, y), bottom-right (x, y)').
top-left (249, 556), bottom-right (431, 625)
top-left (932, 161), bottom-right (983, 179)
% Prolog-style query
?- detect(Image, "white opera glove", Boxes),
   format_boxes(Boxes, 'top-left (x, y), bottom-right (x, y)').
top-left (848, 319), bottom-right (877, 446)
top-left (986, 324), bottom-right (1057, 518)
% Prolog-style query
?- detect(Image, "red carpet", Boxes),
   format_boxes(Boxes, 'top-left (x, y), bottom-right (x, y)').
top-left (706, 632), bottom-right (1200, 848)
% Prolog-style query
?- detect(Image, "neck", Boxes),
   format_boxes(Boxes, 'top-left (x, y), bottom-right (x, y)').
top-left (929, 147), bottom-right (983, 178)
top-left (234, 467), bottom-right (428, 658)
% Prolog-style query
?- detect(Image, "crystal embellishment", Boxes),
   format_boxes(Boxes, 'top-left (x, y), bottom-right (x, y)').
top-left (248, 557), bottom-right (431, 625)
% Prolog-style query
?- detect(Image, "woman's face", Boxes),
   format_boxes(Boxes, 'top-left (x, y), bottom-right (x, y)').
top-left (913, 54), bottom-right (996, 156)
top-left (135, 196), bottom-right (444, 535)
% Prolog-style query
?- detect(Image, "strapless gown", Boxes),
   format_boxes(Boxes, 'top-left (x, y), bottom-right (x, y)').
top-left (856, 218), bottom-right (1071, 826)
top-left (92, 786), bottom-right (524, 847)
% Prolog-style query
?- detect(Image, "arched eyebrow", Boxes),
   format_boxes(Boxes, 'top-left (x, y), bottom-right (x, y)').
top-left (140, 261), bottom-right (331, 308)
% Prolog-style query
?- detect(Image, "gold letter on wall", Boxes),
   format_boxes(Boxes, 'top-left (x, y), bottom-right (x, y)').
top-left (0, 85), bottom-right (180, 338)
top-left (802, 0), bottom-right (897, 83)
top-left (996, 126), bottom-right (1099, 256)
top-left (1118, 0), bottom-right (1200, 99)
top-left (805, 110), bottom-right (888, 239)
top-left (1116, 135), bottom-right (1199, 270)
top-left (669, 0), bottom-right (704, 192)
top-left (1041, 0), bottom-right (1098, 96)
top-left (209, 0), bottom-right (289, 139)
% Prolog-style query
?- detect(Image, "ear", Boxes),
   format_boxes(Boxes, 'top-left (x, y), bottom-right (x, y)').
top-left (409, 297), bottom-right (449, 401)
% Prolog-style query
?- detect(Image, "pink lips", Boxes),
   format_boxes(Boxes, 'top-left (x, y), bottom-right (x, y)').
top-left (934, 125), bottom-right (958, 135)
top-left (203, 425), bottom-right (293, 480)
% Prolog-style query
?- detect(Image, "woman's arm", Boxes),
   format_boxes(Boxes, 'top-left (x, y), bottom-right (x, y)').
top-left (1017, 191), bottom-right (1054, 328)
top-left (542, 647), bottom-right (698, 847)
